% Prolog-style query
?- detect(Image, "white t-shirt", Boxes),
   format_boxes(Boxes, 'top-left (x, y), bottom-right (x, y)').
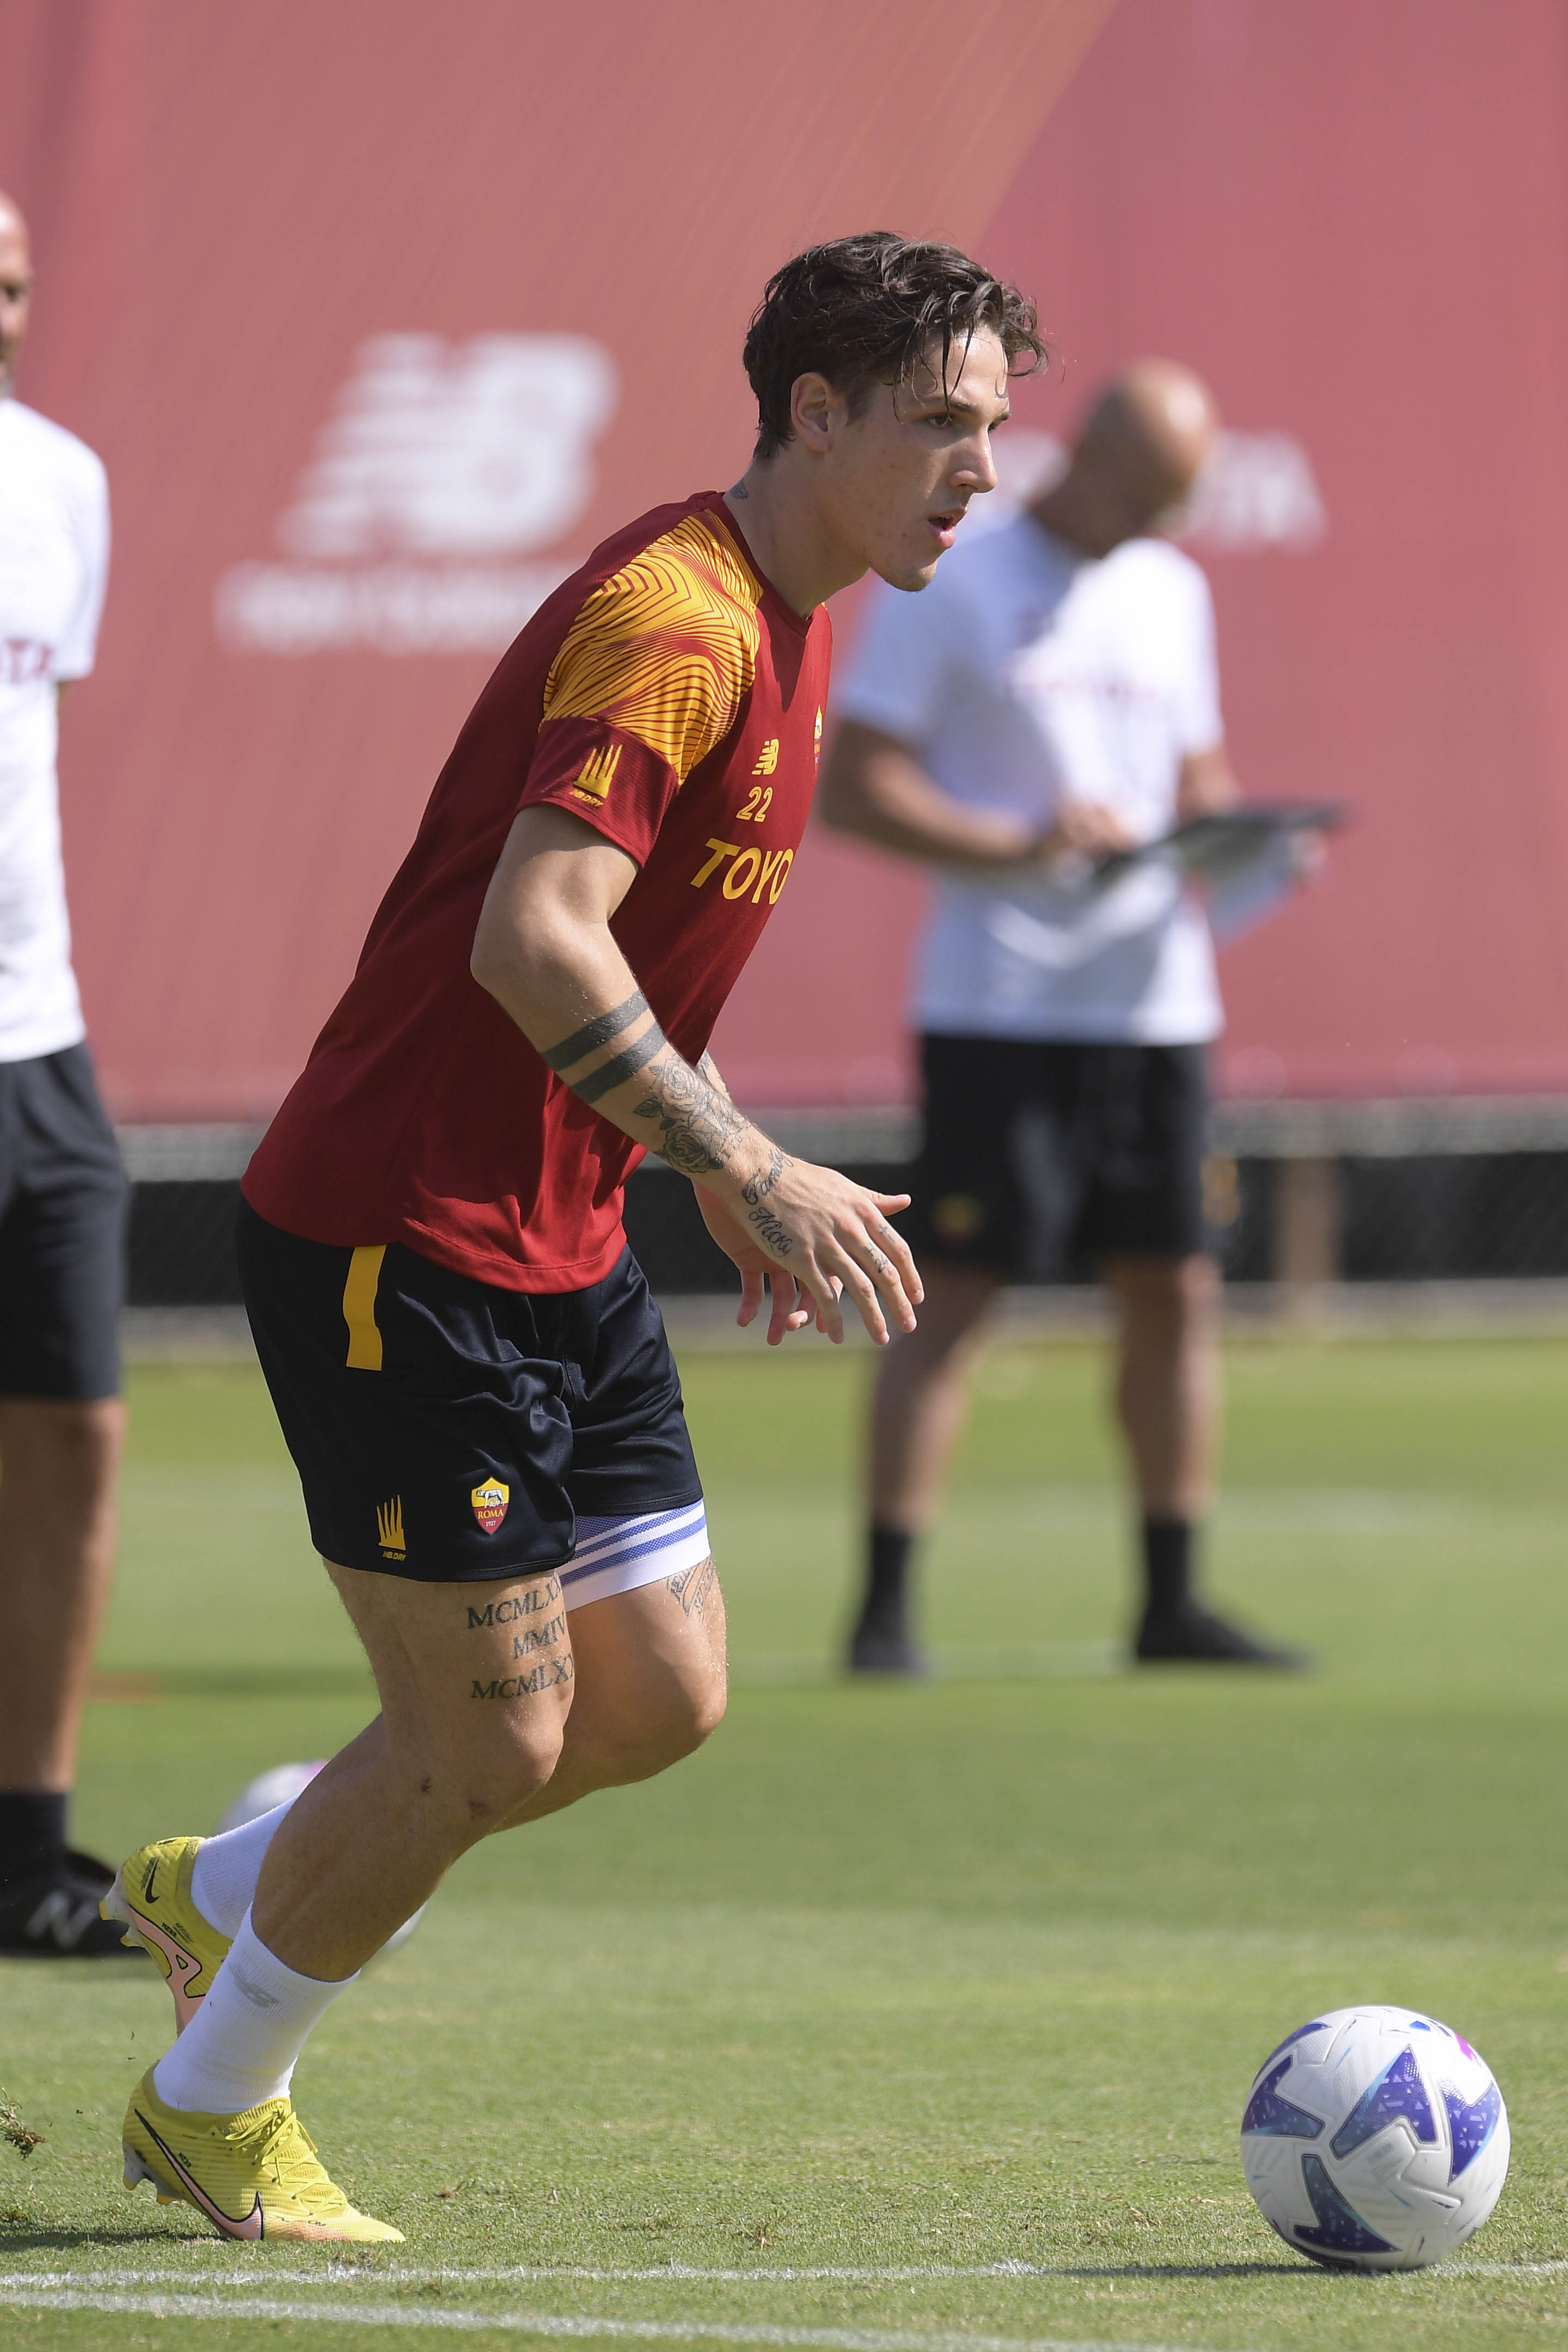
top-left (836, 515), bottom-right (1225, 1043)
top-left (0, 396), bottom-right (109, 1063)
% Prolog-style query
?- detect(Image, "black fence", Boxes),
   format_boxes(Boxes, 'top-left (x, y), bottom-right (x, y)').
top-left (126, 1147), bottom-right (1568, 1307)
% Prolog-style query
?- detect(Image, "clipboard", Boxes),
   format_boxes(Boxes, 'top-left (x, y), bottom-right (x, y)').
top-left (1092, 800), bottom-right (1347, 887)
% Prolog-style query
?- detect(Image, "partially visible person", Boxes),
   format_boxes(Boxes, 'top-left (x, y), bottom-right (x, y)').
top-left (0, 189), bottom-right (133, 1955)
top-left (823, 360), bottom-right (1309, 1675)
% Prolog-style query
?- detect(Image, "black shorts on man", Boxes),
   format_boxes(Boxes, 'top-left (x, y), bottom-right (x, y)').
top-left (904, 1035), bottom-right (1209, 1281)
top-left (0, 1043), bottom-right (127, 1400)
top-left (237, 1204), bottom-right (706, 1591)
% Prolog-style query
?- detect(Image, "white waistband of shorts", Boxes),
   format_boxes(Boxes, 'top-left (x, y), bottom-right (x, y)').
top-left (560, 1499), bottom-right (709, 1611)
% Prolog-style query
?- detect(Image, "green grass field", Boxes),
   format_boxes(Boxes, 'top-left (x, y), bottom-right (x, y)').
top-left (5, 1327), bottom-right (1568, 2351)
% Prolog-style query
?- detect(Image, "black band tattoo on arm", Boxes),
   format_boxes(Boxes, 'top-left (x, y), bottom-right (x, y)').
top-left (633, 1054), bottom-right (750, 1177)
top-left (570, 1020), bottom-right (668, 1104)
top-left (539, 991), bottom-right (650, 1074)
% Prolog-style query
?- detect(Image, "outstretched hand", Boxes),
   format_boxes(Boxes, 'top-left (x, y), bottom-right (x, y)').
top-left (694, 1185), bottom-right (818, 1345)
top-left (698, 1158), bottom-right (921, 1347)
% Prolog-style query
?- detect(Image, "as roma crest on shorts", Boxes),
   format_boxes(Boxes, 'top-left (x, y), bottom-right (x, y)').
top-left (470, 1477), bottom-right (510, 1535)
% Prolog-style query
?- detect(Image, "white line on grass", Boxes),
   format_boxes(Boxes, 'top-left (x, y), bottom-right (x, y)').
top-left (0, 2282), bottom-right (1240, 2352)
top-left (0, 2264), bottom-right (1068, 2288)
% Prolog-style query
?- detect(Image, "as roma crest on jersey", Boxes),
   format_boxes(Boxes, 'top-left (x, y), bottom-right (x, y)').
top-left (470, 1477), bottom-right (510, 1534)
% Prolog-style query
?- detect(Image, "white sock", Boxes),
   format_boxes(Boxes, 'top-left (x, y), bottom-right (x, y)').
top-left (190, 1803), bottom-right (293, 1939)
top-left (152, 1909), bottom-right (357, 2115)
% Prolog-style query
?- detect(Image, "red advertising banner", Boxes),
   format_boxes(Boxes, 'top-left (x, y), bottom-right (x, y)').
top-left (5, 0), bottom-right (1566, 1117)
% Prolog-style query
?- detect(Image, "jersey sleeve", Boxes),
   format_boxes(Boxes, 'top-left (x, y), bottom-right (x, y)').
top-left (518, 516), bottom-right (761, 863)
top-left (1177, 567), bottom-right (1223, 755)
top-left (52, 449), bottom-right (110, 683)
top-left (831, 568), bottom-right (970, 748)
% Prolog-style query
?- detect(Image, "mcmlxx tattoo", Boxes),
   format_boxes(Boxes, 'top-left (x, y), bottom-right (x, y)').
top-left (471, 1655), bottom-right (573, 1700)
top-left (466, 1576), bottom-right (560, 1631)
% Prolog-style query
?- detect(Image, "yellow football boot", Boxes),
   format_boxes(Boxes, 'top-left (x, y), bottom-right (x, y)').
top-left (101, 1837), bottom-right (229, 2033)
top-left (122, 2070), bottom-right (402, 2243)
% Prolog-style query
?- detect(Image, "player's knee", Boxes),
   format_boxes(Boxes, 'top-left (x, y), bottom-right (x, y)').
top-left (0, 1394), bottom-right (125, 1503)
top-left (663, 1667), bottom-right (727, 1759)
top-left (600, 1667), bottom-right (726, 1785)
top-left (1115, 1252), bottom-right (1217, 1329)
top-left (443, 1710), bottom-right (568, 1830)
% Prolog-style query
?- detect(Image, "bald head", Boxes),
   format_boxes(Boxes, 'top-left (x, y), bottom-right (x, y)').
top-left (1032, 358), bottom-right (1219, 559)
top-left (0, 191), bottom-right (32, 399)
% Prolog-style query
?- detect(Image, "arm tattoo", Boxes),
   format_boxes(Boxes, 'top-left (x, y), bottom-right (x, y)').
top-left (696, 1051), bottom-right (727, 1094)
top-left (539, 990), bottom-right (650, 1074)
top-left (740, 1146), bottom-right (790, 1207)
top-left (569, 1020), bottom-right (667, 1104)
top-left (633, 1053), bottom-right (749, 1177)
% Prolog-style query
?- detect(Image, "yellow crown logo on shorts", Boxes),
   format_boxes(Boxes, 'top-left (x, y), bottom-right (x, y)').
top-left (376, 1496), bottom-right (406, 1558)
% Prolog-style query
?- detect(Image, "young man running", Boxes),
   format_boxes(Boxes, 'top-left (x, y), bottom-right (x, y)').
top-left (103, 234), bottom-right (1043, 2243)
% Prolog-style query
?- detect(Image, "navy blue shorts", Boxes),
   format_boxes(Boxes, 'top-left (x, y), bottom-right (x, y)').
top-left (0, 1044), bottom-right (127, 1400)
top-left (905, 1036), bottom-right (1210, 1282)
top-left (237, 1204), bottom-right (702, 1583)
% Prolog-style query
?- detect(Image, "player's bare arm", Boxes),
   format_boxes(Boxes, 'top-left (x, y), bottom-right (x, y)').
top-left (471, 804), bottom-right (922, 1346)
top-left (684, 1050), bottom-right (817, 1347)
top-left (822, 718), bottom-right (1132, 867)
top-left (1175, 740), bottom-right (1242, 820)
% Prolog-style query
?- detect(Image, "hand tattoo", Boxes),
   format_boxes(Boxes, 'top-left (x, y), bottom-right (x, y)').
top-left (746, 1206), bottom-right (792, 1257)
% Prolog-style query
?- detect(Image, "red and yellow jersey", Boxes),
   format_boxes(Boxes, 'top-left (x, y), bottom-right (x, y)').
top-left (243, 493), bottom-right (831, 1291)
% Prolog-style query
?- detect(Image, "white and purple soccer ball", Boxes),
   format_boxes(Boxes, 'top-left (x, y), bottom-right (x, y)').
top-left (1240, 2005), bottom-right (1508, 2271)
top-left (217, 1762), bottom-right (426, 1958)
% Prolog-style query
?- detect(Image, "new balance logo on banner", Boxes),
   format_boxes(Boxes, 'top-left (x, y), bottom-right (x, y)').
top-left (216, 334), bottom-right (618, 655)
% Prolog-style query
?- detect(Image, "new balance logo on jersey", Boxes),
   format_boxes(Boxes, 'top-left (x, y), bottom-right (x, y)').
top-left (571, 745), bottom-right (621, 804)
top-left (751, 739), bottom-right (779, 775)
top-left (376, 1497), bottom-right (406, 1559)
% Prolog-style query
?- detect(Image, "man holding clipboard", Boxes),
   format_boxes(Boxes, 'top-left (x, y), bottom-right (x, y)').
top-left (823, 359), bottom-right (1323, 1674)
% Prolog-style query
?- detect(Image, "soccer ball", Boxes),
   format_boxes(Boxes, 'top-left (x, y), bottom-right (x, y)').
top-left (216, 1760), bottom-right (327, 1833)
top-left (216, 1762), bottom-right (426, 1958)
top-left (1240, 2005), bottom-right (1508, 2270)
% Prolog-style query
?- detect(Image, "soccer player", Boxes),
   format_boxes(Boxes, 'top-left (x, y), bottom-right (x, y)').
top-left (824, 362), bottom-right (1307, 1675)
top-left (0, 189), bottom-right (134, 1958)
top-left (103, 235), bottom-right (1044, 2241)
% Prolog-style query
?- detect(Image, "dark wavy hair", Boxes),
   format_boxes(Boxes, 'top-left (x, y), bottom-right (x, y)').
top-left (743, 232), bottom-right (1046, 461)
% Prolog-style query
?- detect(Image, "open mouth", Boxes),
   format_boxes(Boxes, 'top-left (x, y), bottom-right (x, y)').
top-left (927, 507), bottom-right (965, 547)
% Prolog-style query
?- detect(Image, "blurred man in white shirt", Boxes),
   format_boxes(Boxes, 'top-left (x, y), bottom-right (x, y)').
top-left (0, 190), bottom-right (134, 1953)
top-left (823, 361), bottom-right (1305, 1675)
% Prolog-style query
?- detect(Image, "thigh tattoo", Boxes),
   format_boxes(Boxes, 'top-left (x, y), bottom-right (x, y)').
top-left (667, 1556), bottom-right (717, 1618)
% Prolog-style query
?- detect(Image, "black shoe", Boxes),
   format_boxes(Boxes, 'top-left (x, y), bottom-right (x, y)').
top-left (0, 1848), bottom-right (147, 1957)
top-left (846, 1601), bottom-right (930, 1677)
top-left (1134, 1602), bottom-right (1312, 1671)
